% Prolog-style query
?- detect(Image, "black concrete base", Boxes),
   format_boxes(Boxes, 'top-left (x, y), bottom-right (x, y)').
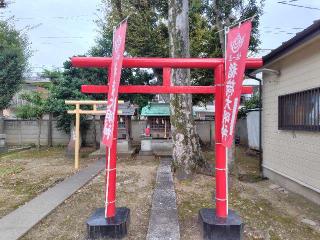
top-left (199, 208), bottom-right (243, 240)
top-left (87, 207), bottom-right (130, 239)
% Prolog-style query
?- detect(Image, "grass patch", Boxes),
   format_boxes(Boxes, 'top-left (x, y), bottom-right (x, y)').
top-left (3, 176), bottom-right (52, 197)
top-left (230, 188), bottom-right (319, 239)
top-left (0, 165), bottom-right (24, 177)
top-left (2, 147), bottom-right (65, 160)
top-left (178, 146), bottom-right (320, 240)
top-left (178, 193), bottom-right (212, 220)
top-left (238, 173), bottom-right (263, 183)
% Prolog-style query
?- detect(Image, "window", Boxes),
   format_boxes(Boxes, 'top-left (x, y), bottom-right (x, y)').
top-left (278, 87), bottom-right (320, 131)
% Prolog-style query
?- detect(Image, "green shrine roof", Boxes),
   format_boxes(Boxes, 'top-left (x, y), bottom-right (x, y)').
top-left (141, 103), bottom-right (170, 116)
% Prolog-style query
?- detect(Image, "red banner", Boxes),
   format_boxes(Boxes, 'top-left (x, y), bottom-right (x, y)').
top-left (102, 20), bottom-right (127, 147)
top-left (221, 21), bottom-right (252, 147)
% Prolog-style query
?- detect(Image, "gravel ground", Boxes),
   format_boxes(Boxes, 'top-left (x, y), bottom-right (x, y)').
top-left (0, 147), bottom-right (97, 218)
top-left (176, 146), bottom-right (320, 240)
top-left (21, 157), bottom-right (159, 240)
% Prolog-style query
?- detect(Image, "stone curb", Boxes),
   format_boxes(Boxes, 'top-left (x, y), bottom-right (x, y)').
top-left (0, 159), bottom-right (105, 240)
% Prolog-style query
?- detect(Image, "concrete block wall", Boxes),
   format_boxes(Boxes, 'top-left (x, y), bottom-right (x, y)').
top-left (4, 120), bottom-right (69, 146)
top-left (236, 118), bottom-right (248, 145)
top-left (4, 119), bottom-right (218, 147)
top-left (195, 120), bottom-right (215, 144)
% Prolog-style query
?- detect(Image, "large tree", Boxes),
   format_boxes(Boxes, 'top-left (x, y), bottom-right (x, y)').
top-left (15, 92), bottom-right (48, 149)
top-left (98, 0), bottom-right (263, 177)
top-left (209, 0), bottom-right (263, 57)
top-left (168, 0), bottom-right (206, 178)
top-left (0, 20), bottom-right (29, 119)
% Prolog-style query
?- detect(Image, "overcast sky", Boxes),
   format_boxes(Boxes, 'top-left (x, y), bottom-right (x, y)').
top-left (0, 0), bottom-right (319, 76)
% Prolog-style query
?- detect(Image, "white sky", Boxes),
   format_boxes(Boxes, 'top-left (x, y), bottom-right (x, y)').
top-left (0, 0), bottom-right (319, 76)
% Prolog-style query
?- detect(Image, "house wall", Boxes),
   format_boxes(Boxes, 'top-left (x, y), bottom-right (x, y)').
top-left (262, 37), bottom-right (320, 204)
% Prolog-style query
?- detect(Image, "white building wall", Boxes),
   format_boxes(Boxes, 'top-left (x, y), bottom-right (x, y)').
top-left (262, 37), bottom-right (320, 201)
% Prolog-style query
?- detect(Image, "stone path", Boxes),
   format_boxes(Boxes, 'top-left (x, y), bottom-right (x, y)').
top-left (147, 157), bottom-right (180, 240)
top-left (0, 159), bottom-right (104, 240)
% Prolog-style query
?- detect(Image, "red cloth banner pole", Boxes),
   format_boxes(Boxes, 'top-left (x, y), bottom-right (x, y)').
top-left (214, 64), bottom-right (228, 218)
top-left (222, 21), bottom-right (252, 147)
top-left (105, 104), bottom-right (118, 218)
top-left (103, 20), bottom-right (128, 219)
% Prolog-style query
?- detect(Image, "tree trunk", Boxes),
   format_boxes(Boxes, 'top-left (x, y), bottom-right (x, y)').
top-left (48, 113), bottom-right (53, 147)
top-left (0, 109), bottom-right (4, 134)
top-left (212, 0), bottom-right (232, 58)
top-left (168, 0), bottom-right (206, 179)
top-left (37, 119), bottom-right (41, 150)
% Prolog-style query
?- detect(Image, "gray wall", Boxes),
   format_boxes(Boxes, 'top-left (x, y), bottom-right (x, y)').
top-left (4, 119), bottom-right (69, 146)
top-left (3, 119), bottom-right (216, 146)
top-left (236, 118), bottom-right (248, 146)
top-left (195, 120), bottom-right (215, 144)
top-left (246, 111), bottom-right (260, 150)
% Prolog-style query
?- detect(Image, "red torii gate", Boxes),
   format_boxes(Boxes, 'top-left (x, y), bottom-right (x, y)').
top-left (72, 56), bottom-right (262, 220)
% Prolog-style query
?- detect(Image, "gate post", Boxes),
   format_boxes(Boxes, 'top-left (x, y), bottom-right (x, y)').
top-left (105, 103), bottom-right (118, 218)
top-left (86, 77), bottom-right (130, 240)
top-left (199, 64), bottom-right (244, 240)
top-left (214, 64), bottom-right (228, 218)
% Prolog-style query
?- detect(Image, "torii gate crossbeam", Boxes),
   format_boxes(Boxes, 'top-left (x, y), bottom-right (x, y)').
top-left (71, 56), bottom-right (263, 220)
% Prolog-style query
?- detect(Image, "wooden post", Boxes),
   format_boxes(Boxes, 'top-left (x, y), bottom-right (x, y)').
top-left (164, 119), bottom-right (167, 138)
top-left (65, 100), bottom-right (125, 169)
top-left (75, 103), bottom-right (80, 170)
top-left (125, 117), bottom-right (129, 140)
top-left (48, 113), bottom-right (53, 147)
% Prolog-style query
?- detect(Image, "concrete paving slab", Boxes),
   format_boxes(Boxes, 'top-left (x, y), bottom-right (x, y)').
top-left (0, 159), bottom-right (105, 240)
top-left (152, 188), bottom-right (177, 210)
top-left (147, 157), bottom-right (180, 240)
top-left (147, 222), bottom-right (180, 240)
top-left (157, 172), bottom-right (174, 183)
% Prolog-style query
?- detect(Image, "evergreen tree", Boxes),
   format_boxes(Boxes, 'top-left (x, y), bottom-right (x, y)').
top-left (0, 20), bottom-right (29, 117)
top-left (15, 92), bottom-right (48, 149)
top-left (99, 0), bottom-right (263, 177)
